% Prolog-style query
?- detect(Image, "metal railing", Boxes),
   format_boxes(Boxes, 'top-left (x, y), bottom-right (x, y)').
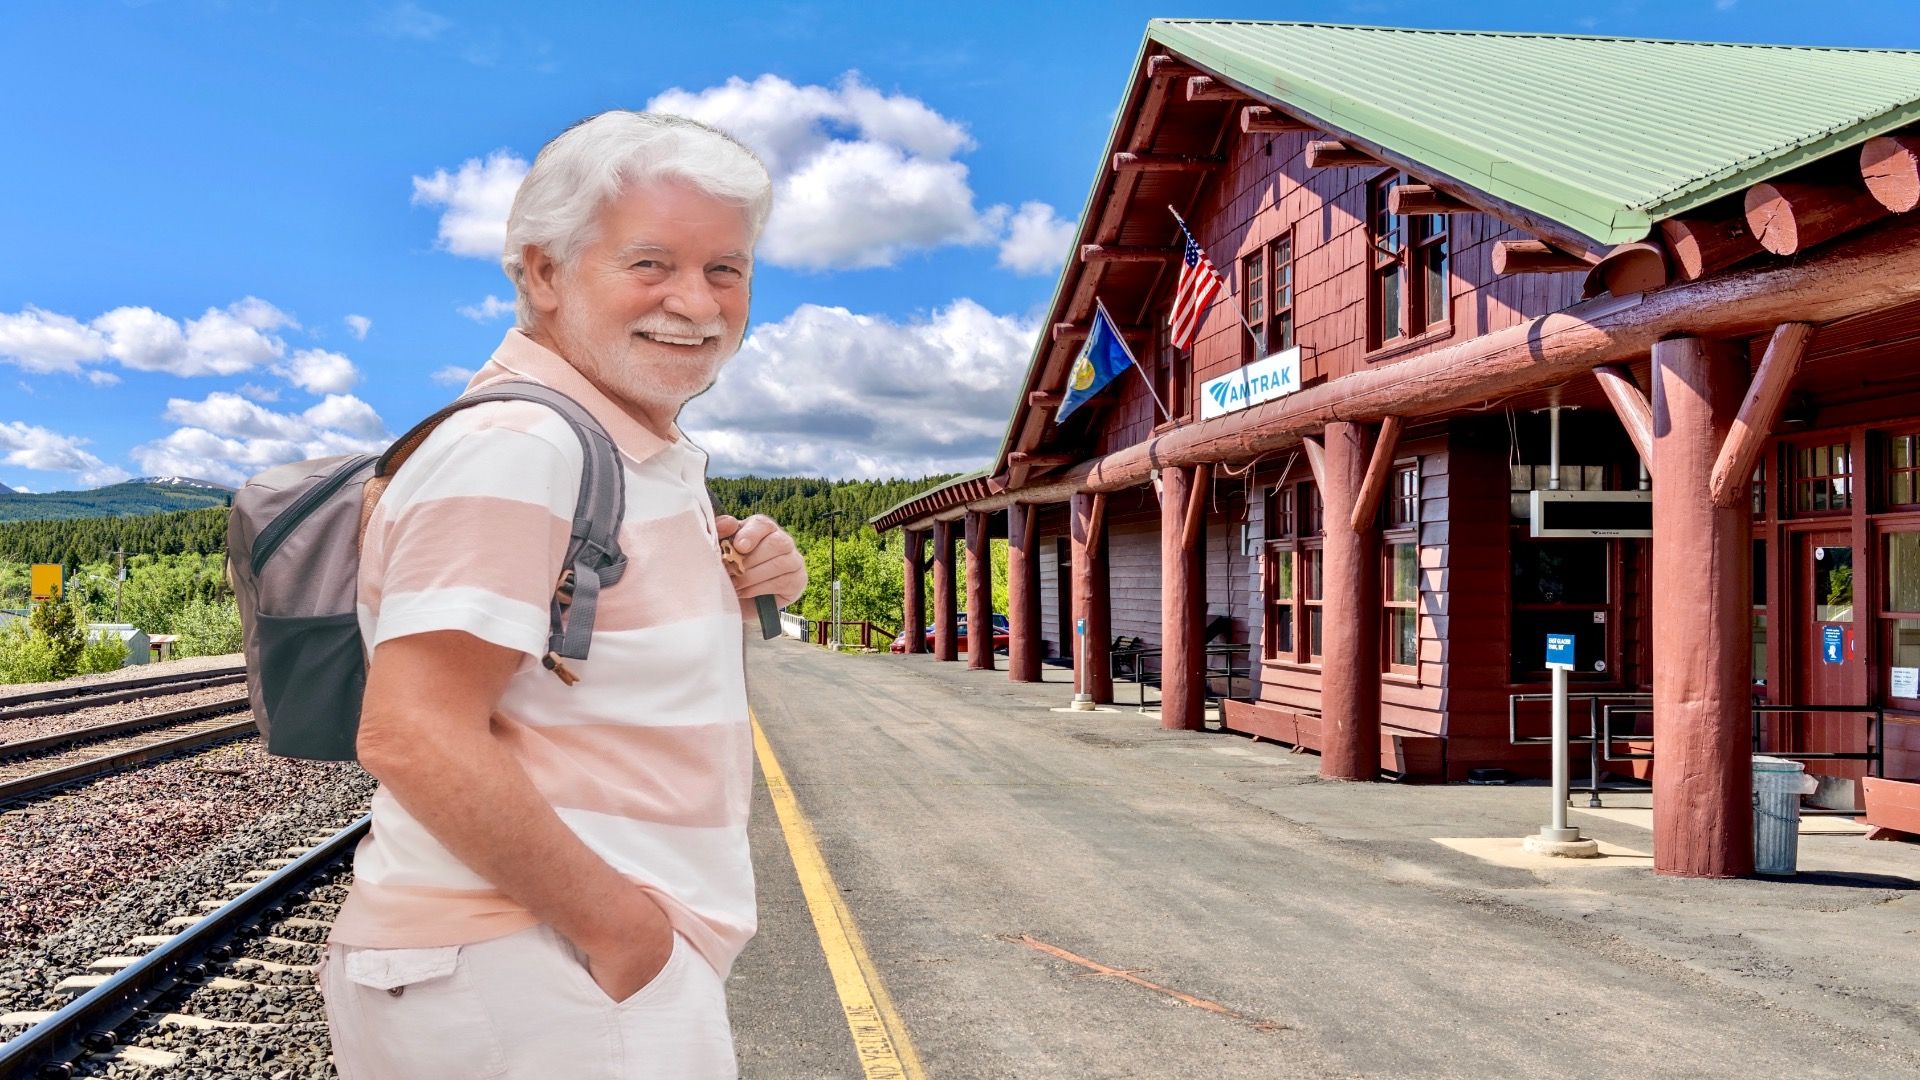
top-left (1508, 692), bottom-right (1653, 806)
top-left (1122, 643), bottom-right (1254, 714)
top-left (812, 619), bottom-right (894, 650)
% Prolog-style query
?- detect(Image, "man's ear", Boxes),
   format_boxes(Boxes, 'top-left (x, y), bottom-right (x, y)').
top-left (521, 245), bottom-right (563, 321)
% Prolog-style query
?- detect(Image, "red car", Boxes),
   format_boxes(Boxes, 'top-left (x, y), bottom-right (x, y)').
top-left (890, 612), bottom-right (1011, 653)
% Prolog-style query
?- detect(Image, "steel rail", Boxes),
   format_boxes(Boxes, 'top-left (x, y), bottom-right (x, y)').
top-left (0, 814), bottom-right (370, 1078)
top-left (0, 695), bottom-right (251, 760)
top-left (0, 672), bottom-right (248, 721)
top-left (0, 664), bottom-right (247, 714)
top-left (0, 721), bottom-right (257, 804)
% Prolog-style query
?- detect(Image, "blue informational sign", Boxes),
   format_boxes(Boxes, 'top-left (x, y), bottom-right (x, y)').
top-left (1822, 624), bottom-right (1844, 665)
top-left (1545, 633), bottom-right (1576, 671)
top-left (1076, 618), bottom-right (1086, 637)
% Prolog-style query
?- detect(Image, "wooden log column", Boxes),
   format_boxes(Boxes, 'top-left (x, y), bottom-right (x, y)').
top-left (965, 510), bottom-right (995, 671)
top-left (1070, 491), bottom-right (1113, 703)
top-left (1320, 422), bottom-right (1382, 780)
top-left (1007, 502), bottom-right (1042, 682)
top-left (902, 528), bottom-right (926, 655)
top-left (1160, 465), bottom-right (1209, 730)
top-left (932, 518), bottom-right (958, 662)
top-left (1650, 336), bottom-right (1754, 878)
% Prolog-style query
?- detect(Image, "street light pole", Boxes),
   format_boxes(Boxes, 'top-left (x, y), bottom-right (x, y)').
top-left (824, 507), bottom-right (846, 650)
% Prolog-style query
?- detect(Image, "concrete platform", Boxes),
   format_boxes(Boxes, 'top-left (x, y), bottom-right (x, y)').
top-left (734, 637), bottom-right (1920, 1078)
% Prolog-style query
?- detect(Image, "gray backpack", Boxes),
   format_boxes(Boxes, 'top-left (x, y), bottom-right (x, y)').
top-left (227, 381), bottom-right (627, 761)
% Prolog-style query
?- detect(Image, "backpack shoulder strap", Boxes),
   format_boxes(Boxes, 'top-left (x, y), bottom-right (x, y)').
top-left (369, 378), bottom-right (628, 682)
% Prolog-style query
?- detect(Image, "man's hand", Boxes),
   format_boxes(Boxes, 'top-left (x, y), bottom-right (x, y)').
top-left (580, 907), bottom-right (676, 1004)
top-left (715, 514), bottom-right (806, 607)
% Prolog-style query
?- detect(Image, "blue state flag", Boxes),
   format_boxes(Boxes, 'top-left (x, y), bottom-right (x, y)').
top-left (1057, 303), bottom-right (1138, 422)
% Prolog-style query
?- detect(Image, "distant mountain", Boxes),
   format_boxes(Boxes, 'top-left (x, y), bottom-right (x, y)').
top-left (0, 479), bottom-right (234, 522)
top-left (0, 481), bottom-right (11, 494)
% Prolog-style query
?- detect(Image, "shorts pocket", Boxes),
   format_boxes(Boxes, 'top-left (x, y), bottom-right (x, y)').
top-left (563, 930), bottom-right (689, 1010)
top-left (332, 944), bottom-right (507, 1080)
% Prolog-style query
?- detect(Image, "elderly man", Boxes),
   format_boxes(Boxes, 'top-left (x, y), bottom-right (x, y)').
top-left (318, 112), bottom-right (804, 1079)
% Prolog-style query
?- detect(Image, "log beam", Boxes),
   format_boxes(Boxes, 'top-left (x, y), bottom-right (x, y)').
top-left (1651, 336), bottom-right (1753, 877)
top-left (1161, 465), bottom-right (1208, 731)
top-left (1347, 416), bottom-right (1405, 532)
top-left (1146, 55), bottom-right (1201, 80)
top-left (1708, 322), bottom-right (1815, 508)
top-left (1305, 140), bottom-right (1379, 168)
top-left (1185, 75), bottom-right (1248, 102)
top-left (1744, 179), bottom-right (1890, 255)
top-left (1493, 239), bottom-right (1594, 274)
top-left (1009, 451), bottom-right (1076, 469)
top-left (1594, 365), bottom-right (1655, 468)
top-left (1862, 134), bottom-right (1920, 214)
top-left (1180, 463), bottom-right (1211, 552)
top-left (1240, 105), bottom-right (1316, 135)
top-left (1586, 241), bottom-right (1670, 297)
top-left (1300, 435), bottom-right (1328, 491)
top-left (902, 527), bottom-right (926, 655)
top-left (1028, 391), bottom-right (1063, 408)
top-left (1080, 244), bottom-right (1180, 264)
top-left (931, 518), bottom-right (958, 662)
top-left (1320, 421), bottom-right (1382, 781)
top-left (1113, 152), bottom-right (1221, 173)
top-left (1070, 491), bottom-right (1112, 703)
top-left (1659, 213), bottom-right (1763, 282)
top-left (1007, 503), bottom-right (1041, 682)
top-left (1386, 184), bottom-right (1471, 215)
top-left (1053, 321), bottom-right (1149, 342)
top-left (965, 509), bottom-right (995, 671)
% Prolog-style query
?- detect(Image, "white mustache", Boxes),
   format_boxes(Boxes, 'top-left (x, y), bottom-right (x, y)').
top-left (629, 316), bottom-right (728, 339)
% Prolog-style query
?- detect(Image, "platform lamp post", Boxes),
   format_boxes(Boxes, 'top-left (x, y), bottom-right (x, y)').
top-left (110, 548), bottom-right (131, 624)
top-left (823, 508), bottom-right (846, 650)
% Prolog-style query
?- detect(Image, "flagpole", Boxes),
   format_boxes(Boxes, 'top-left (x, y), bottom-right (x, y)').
top-left (1096, 297), bottom-right (1173, 424)
top-left (1169, 204), bottom-right (1267, 356)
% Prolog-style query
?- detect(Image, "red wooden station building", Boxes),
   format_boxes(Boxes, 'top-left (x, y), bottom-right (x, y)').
top-left (869, 21), bottom-right (1920, 877)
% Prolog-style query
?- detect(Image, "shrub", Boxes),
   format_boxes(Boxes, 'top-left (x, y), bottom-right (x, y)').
top-left (172, 596), bottom-right (243, 658)
top-left (0, 619), bottom-right (60, 684)
top-left (79, 632), bottom-right (129, 674)
top-left (27, 595), bottom-right (86, 678)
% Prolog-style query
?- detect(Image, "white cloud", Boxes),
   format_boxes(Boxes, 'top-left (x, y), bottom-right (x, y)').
top-left (274, 348), bottom-right (361, 394)
top-left (648, 72), bottom-right (1006, 270)
top-left (997, 201), bottom-right (1076, 275)
top-left (679, 299), bottom-right (1036, 479)
top-left (374, 2), bottom-right (451, 40)
top-left (0, 297), bottom-right (299, 380)
top-left (85, 370), bottom-right (120, 386)
top-left (458, 295), bottom-right (515, 322)
top-left (0, 421), bottom-right (132, 487)
top-left (134, 392), bottom-right (392, 487)
top-left (345, 314), bottom-right (372, 340)
top-left (430, 365), bottom-right (475, 386)
top-left (236, 382), bottom-right (281, 403)
top-left (0, 307), bottom-right (108, 373)
top-left (411, 149), bottom-right (527, 258)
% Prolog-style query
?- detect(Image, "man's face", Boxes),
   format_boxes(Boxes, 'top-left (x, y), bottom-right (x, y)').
top-left (546, 178), bottom-right (753, 421)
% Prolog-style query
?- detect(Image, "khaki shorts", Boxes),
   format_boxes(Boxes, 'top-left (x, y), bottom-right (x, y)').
top-left (319, 924), bottom-right (737, 1079)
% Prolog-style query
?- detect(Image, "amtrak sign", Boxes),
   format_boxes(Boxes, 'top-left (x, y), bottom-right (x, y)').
top-left (1198, 346), bottom-right (1301, 420)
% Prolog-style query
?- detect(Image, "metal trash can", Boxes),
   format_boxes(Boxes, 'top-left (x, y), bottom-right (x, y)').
top-left (1752, 755), bottom-right (1817, 876)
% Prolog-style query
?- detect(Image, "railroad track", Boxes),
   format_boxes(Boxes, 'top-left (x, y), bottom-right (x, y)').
top-left (0, 814), bottom-right (368, 1077)
top-left (0, 668), bottom-right (248, 723)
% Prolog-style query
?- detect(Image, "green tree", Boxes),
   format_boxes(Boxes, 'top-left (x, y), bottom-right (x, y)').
top-left (172, 596), bottom-right (243, 657)
top-left (79, 632), bottom-right (129, 674)
top-left (27, 594), bottom-right (86, 677)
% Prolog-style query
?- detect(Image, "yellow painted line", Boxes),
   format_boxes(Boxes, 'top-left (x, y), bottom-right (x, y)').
top-left (751, 710), bottom-right (926, 1080)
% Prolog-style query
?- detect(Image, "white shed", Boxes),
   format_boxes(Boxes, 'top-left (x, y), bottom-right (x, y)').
top-left (86, 623), bottom-right (151, 666)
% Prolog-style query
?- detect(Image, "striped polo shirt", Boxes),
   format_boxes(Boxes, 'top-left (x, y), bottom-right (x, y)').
top-left (328, 328), bottom-right (755, 978)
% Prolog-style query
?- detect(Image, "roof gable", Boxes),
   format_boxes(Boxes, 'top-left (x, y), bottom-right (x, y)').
top-left (1151, 20), bottom-right (1920, 244)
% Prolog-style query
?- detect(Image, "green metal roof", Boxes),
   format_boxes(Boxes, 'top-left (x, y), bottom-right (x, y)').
top-left (1151, 20), bottom-right (1920, 244)
top-left (868, 467), bottom-right (990, 528)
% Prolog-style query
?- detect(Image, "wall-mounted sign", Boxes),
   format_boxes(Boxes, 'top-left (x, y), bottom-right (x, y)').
top-left (1198, 346), bottom-right (1301, 420)
top-left (1892, 666), bottom-right (1919, 699)
top-left (1528, 490), bottom-right (1654, 538)
top-left (1821, 624), bottom-right (1845, 665)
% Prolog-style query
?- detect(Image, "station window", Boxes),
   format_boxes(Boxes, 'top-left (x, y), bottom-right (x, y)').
top-left (1753, 538), bottom-right (1768, 698)
top-left (1509, 538), bottom-right (1611, 681)
top-left (1152, 322), bottom-right (1188, 425)
top-left (1887, 433), bottom-right (1920, 509)
top-left (1268, 233), bottom-right (1294, 355)
top-left (1791, 441), bottom-right (1853, 514)
top-left (1390, 462), bottom-right (1420, 528)
top-left (1368, 174), bottom-right (1450, 349)
top-left (1384, 460), bottom-right (1420, 675)
top-left (1508, 463), bottom-right (1609, 520)
top-left (1883, 534), bottom-right (1920, 699)
top-left (1242, 251), bottom-right (1265, 364)
top-left (1264, 480), bottom-right (1323, 664)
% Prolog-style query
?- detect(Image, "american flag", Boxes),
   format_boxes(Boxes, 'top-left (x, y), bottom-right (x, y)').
top-left (1169, 212), bottom-right (1224, 350)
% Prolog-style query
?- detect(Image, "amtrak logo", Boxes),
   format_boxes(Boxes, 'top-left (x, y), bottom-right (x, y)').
top-left (1071, 354), bottom-right (1096, 392)
top-left (1198, 347), bottom-right (1302, 420)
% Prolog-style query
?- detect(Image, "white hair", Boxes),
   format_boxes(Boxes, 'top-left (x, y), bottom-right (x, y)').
top-left (502, 111), bottom-right (772, 327)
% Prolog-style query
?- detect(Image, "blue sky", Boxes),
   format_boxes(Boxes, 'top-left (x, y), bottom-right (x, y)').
top-left (1, 1), bottom-right (1915, 491)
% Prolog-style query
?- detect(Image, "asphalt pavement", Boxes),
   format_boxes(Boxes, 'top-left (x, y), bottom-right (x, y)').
top-left (729, 637), bottom-right (1920, 1079)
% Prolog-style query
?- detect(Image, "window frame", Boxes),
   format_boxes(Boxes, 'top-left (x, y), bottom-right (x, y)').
top-left (1367, 172), bottom-right (1452, 352)
top-left (1263, 479), bottom-right (1323, 666)
top-left (1241, 250), bottom-right (1266, 365)
top-left (1787, 438), bottom-right (1855, 517)
top-left (1267, 232), bottom-right (1294, 356)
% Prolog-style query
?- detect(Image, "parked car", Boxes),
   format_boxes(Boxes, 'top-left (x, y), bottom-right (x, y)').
top-left (890, 612), bottom-right (1011, 653)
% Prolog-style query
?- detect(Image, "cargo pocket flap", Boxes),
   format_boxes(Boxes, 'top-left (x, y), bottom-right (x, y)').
top-left (343, 945), bottom-right (461, 990)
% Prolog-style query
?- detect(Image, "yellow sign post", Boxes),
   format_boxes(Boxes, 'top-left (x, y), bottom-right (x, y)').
top-left (30, 563), bottom-right (62, 603)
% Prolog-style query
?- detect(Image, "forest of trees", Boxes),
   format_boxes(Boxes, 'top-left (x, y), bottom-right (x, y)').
top-left (0, 507), bottom-right (229, 567)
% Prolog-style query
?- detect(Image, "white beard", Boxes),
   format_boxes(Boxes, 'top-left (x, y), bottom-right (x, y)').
top-left (555, 301), bottom-right (738, 418)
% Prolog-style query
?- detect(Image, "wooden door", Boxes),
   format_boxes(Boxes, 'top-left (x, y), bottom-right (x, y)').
top-left (1055, 538), bottom-right (1072, 661)
top-left (1791, 529), bottom-right (1867, 781)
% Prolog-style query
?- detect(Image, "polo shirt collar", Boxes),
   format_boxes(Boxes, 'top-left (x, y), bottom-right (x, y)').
top-left (475, 327), bottom-right (695, 467)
